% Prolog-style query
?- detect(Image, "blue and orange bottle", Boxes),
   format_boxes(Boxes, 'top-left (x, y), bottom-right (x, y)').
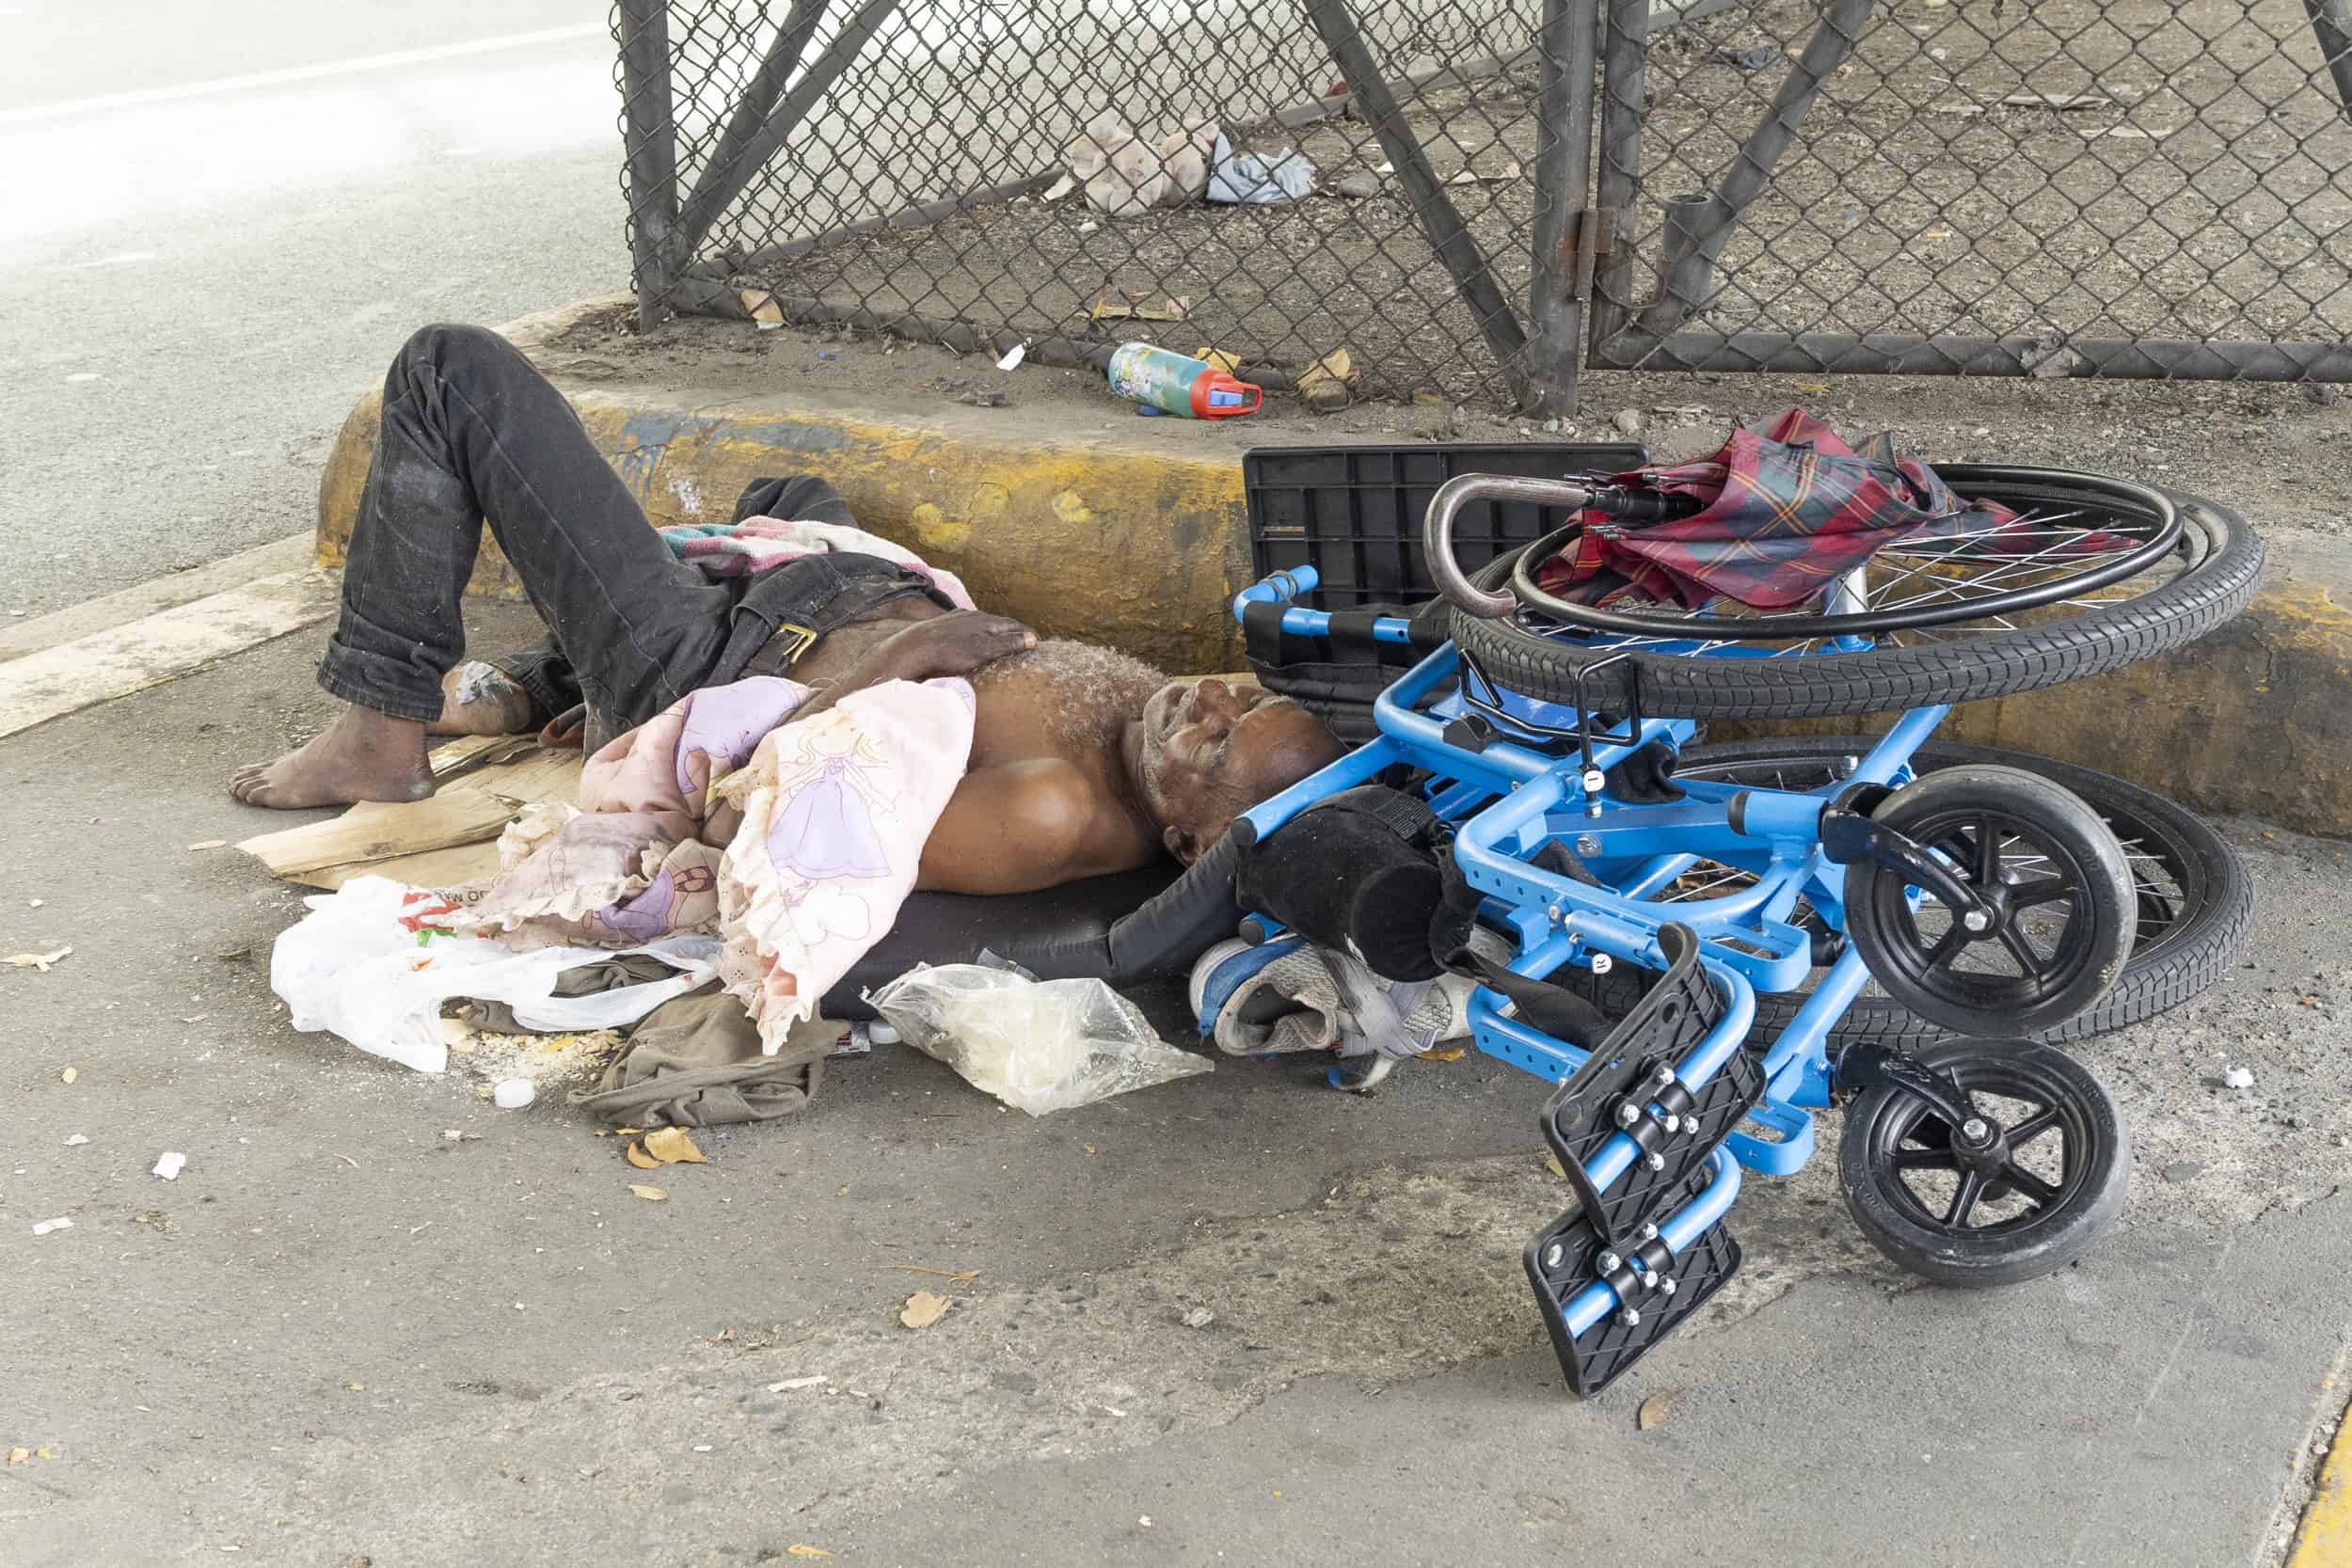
top-left (1106, 343), bottom-right (1263, 418)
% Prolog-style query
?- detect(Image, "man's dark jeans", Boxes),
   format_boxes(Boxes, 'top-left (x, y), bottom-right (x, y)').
top-left (321, 324), bottom-right (920, 738)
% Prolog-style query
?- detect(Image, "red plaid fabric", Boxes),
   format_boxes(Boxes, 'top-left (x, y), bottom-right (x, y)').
top-left (1534, 409), bottom-right (2106, 611)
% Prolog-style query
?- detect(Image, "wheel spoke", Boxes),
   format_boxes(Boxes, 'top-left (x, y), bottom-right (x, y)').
top-left (1998, 924), bottom-right (2049, 974)
top-left (1924, 922), bottom-right (1974, 971)
top-left (2006, 1107), bottom-right (2061, 1146)
top-left (1975, 817), bottom-right (2000, 885)
top-left (2000, 1161), bottom-right (2063, 1207)
top-left (2010, 879), bottom-right (2076, 909)
top-left (1944, 1170), bottom-right (1988, 1227)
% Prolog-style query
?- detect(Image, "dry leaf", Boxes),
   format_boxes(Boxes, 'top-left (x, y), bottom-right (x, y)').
top-left (614, 1127), bottom-right (644, 1135)
top-left (899, 1290), bottom-right (953, 1329)
top-left (60, 1067), bottom-right (77, 1085)
top-left (185, 840), bottom-right (228, 851)
top-left (1419, 1044), bottom-right (1467, 1061)
top-left (643, 1127), bottom-right (708, 1164)
top-left (628, 1183), bottom-right (668, 1202)
top-left (787, 1549), bottom-right (832, 1560)
top-left (1637, 1387), bottom-right (1681, 1430)
top-left (767, 1375), bottom-right (828, 1392)
top-left (885, 1265), bottom-right (979, 1284)
top-left (624, 1142), bottom-right (661, 1170)
top-left (1194, 347), bottom-right (1241, 374)
top-left (739, 288), bottom-right (785, 328)
top-left (7, 947), bottom-right (72, 973)
top-left (1545, 1153), bottom-right (1568, 1179)
top-left (5, 1448), bottom-right (25, 1465)
top-left (1790, 380), bottom-right (1830, 392)
top-left (34, 1446), bottom-right (54, 1460)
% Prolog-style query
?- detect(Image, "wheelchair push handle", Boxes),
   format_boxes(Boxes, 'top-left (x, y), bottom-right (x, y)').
top-left (1422, 474), bottom-right (1597, 620)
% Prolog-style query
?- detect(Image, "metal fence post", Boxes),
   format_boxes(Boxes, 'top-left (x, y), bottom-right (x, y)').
top-left (1587, 0), bottom-right (1651, 356)
top-left (616, 0), bottom-right (681, 331)
top-left (1524, 0), bottom-right (1599, 417)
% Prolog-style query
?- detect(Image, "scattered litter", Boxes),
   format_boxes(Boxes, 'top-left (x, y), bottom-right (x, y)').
top-left (869, 956), bottom-right (1211, 1117)
top-left (186, 840), bottom-right (228, 851)
top-left (1637, 1387), bottom-right (1681, 1430)
top-left (133, 1210), bottom-right (171, 1232)
top-left (786, 1548), bottom-right (833, 1560)
top-left (491, 1078), bottom-right (535, 1110)
top-left (1444, 160), bottom-right (1521, 184)
top-left (31, 1217), bottom-right (72, 1237)
top-left (955, 386), bottom-right (1011, 408)
top-left (1065, 112), bottom-right (1217, 215)
top-left (4, 1448), bottom-right (23, 1465)
top-left (64, 1133), bottom-right (88, 1147)
top-left (7, 946), bottom-right (72, 973)
top-left (994, 341), bottom-right (1027, 372)
top-left (1076, 219), bottom-right (1099, 235)
top-left (2223, 1066), bottom-right (2256, 1088)
top-left (59, 1067), bottom-right (76, 1084)
top-left (899, 1290), bottom-right (954, 1329)
top-left (625, 1140), bottom-right (661, 1169)
top-left (866, 1019), bottom-right (900, 1047)
top-left (1182, 1307), bottom-right (1216, 1329)
top-left (766, 1375), bottom-right (829, 1393)
top-left (692, 1444), bottom-right (713, 1453)
top-left (2091, 125), bottom-right (2158, 139)
top-left (829, 1025), bottom-right (874, 1058)
top-left (1087, 292), bottom-right (1192, 324)
top-left (643, 1127), bottom-right (708, 1164)
top-left (1108, 341), bottom-right (1260, 418)
top-left (152, 1151), bottom-right (186, 1180)
top-left (814, 349), bottom-right (841, 361)
top-left (739, 289), bottom-right (786, 328)
top-left (1374, 161), bottom-right (1395, 174)
top-left (1041, 171), bottom-right (1078, 201)
top-left (440, 1129), bottom-right (477, 1142)
top-left (1195, 347), bottom-right (1242, 374)
top-left (1713, 43), bottom-right (1779, 71)
top-left (1296, 346), bottom-right (1358, 414)
top-left (2003, 91), bottom-right (2111, 110)
top-left (628, 1183), bottom-right (668, 1201)
top-left (1207, 135), bottom-right (1315, 204)
top-left (26, 899), bottom-right (41, 909)
top-left (1545, 1153), bottom-right (1568, 1179)
top-left (885, 1264), bottom-right (979, 1283)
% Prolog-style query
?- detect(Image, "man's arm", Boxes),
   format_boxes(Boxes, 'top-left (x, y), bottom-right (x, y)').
top-left (916, 760), bottom-right (1134, 895)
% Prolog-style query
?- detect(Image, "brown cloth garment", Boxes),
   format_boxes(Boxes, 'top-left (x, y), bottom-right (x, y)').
top-left (567, 986), bottom-right (836, 1129)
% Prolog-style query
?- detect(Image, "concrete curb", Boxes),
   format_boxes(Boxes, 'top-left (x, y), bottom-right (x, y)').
top-left (312, 310), bottom-right (2352, 837)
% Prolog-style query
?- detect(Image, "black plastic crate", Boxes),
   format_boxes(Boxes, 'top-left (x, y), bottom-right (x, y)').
top-left (1245, 442), bottom-right (1649, 610)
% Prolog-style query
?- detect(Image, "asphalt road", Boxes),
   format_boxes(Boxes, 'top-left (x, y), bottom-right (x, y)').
top-left (0, 0), bottom-right (625, 617)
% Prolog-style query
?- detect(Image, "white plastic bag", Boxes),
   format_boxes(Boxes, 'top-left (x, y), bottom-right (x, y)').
top-left (867, 956), bottom-right (1210, 1116)
top-left (271, 877), bottom-right (721, 1072)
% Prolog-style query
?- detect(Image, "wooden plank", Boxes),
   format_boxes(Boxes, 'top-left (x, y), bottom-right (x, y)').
top-left (236, 788), bottom-right (523, 878)
top-left (0, 567), bottom-right (339, 739)
top-left (303, 839), bottom-right (507, 893)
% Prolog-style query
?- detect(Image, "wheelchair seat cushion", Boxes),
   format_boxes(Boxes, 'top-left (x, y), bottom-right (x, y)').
top-left (821, 833), bottom-right (1243, 1017)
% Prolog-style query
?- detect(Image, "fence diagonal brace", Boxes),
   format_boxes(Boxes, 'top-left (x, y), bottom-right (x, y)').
top-left (673, 0), bottom-right (906, 267)
top-left (1632, 0), bottom-right (1870, 340)
top-left (682, 0), bottom-right (839, 263)
top-left (1302, 0), bottom-right (1531, 405)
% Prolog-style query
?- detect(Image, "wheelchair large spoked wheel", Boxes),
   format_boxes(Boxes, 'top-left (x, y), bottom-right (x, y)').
top-left (1451, 476), bottom-right (2262, 719)
top-left (1844, 764), bottom-right (2136, 1038)
top-left (1840, 1037), bottom-right (2129, 1288)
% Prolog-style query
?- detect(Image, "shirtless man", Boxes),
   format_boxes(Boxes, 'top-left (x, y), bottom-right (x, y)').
top-left (231, 325), bottom-right (1343, 895)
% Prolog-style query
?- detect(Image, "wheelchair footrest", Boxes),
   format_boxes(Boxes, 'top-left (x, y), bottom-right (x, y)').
top-left (1540, 924), bottom-right (1764, 1251)
top-left (1524, 1165), bottom-right (1743, 1397)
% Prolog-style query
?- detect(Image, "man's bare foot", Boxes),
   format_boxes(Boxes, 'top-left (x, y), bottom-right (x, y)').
top-left (427, 660), bottom-right (540, 736)
top-left (231, 705), bottom-right (435, 809)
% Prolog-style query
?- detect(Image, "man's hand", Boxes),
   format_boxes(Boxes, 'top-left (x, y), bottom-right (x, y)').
top-left (869, 610), bottom-right (1035, 682)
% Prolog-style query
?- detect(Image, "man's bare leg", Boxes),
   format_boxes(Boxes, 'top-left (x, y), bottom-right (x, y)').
top-left (426, 661), bottom-right (539, 737)
top-left (230, 705), bottom-right (434, 808)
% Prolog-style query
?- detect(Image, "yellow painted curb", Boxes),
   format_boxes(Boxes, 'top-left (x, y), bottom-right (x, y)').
top-left (314, 368), bottom-right (2352, 838)
top-left (2291, 1397), bottom-right (2352, 1567)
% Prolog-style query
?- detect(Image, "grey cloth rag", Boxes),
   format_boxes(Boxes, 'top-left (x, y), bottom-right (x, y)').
top-left (466, 952), bottom-right (685, 1034)
top-left (567, 984), bottom-right (834, 1128)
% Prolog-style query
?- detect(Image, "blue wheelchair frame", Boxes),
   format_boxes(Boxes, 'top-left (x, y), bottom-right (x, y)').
top-left (1224, 565), bottom-right (1947, 1345)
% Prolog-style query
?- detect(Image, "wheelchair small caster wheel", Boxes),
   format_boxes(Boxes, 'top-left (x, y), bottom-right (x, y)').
top-left (1839, 1037), bottom-right (2128, 1288)
top-left (1844, 765), bottom-right (2136, 1037)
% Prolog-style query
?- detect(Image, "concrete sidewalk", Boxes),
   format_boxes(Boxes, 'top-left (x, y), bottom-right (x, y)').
top-left (2, 597), bottom-right (2348, 1566)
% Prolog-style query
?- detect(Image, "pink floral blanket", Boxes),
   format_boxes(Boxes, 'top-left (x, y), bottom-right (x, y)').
top-left (448, 674), bottom-right (975, 1053)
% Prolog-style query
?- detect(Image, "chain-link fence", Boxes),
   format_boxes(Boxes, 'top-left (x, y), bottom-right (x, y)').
top-left (612, 0), bottom-right (2352, 409)
top-left (1592, 0), bottom-right (2352, 379)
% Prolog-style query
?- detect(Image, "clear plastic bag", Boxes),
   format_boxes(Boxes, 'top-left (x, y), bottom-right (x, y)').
top-left (867, 954), bottom-right (1210, 1116)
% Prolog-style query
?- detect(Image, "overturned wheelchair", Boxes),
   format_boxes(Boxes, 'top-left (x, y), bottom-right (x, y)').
top-left (1204, 454), bottom-right (2263, 1395)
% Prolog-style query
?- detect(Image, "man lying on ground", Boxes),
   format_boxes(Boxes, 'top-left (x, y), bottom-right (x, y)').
top-left (232, 325), bottom-right (1343, 895)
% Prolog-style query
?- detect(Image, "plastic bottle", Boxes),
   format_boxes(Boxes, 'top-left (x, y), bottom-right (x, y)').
top-left (1106, 343), bottom-right (1263, 419)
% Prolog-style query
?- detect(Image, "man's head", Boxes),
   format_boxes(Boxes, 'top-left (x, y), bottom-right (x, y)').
top-left (1131, 677), bottom-right (1345, 862)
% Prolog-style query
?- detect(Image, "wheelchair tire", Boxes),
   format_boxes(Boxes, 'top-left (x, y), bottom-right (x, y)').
top-left (1839, 1037), bottom-right (2129, 1288)
top-left (1560, 740), bottom-right (2252, 1047)
top-left (1448, 476), bottom-right (2262, 719)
